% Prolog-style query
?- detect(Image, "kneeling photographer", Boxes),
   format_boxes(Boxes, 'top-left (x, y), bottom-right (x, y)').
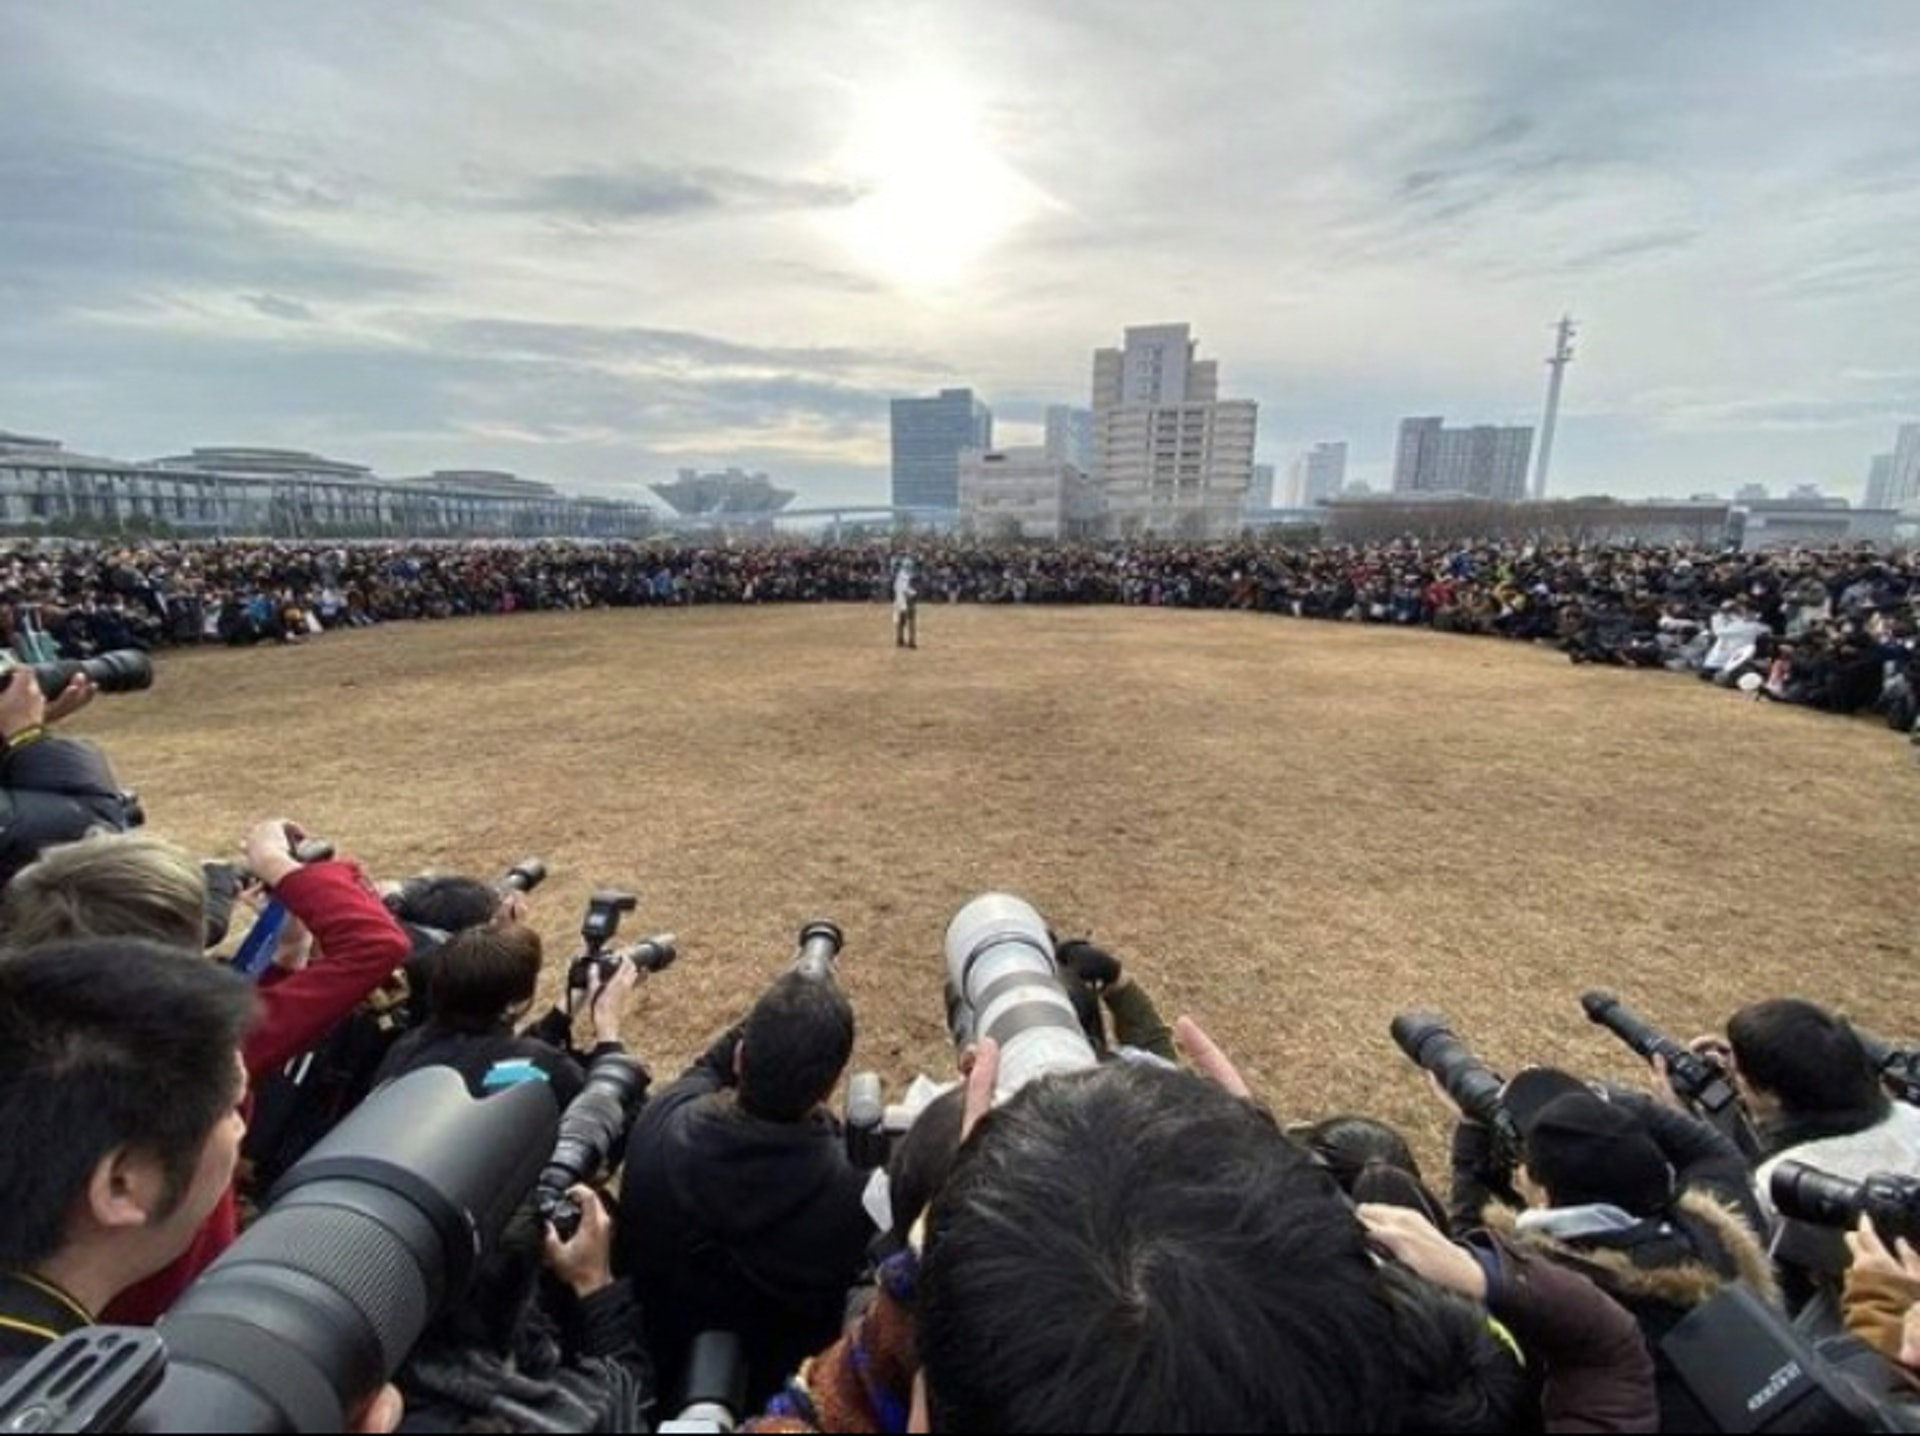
top-left (373, 923), bottom-right (645, 1109)
top-left (1441, 1069), bottom-right (1778, 1432)
top-left (395, 1180), bottom-right (655, 1433)
top-left (618, 924), bottom-right (871, 1408)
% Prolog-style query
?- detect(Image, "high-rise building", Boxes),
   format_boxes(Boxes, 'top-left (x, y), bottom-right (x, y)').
top-left (1091, 324), bottom-right (1258, 538)
top-left (1867, 454), bottom-right (1896, 509)
top-left (1392, 418), bottom-right (1533, 501)
top-left (891, 389), bottom-right (993, 512)
top-left (1891, 425), bottom-right (1920, 509)
top-left (1285, 442), bottom-right (1348, 506)
top-left (1044, 405), bottom-right (1094, 472)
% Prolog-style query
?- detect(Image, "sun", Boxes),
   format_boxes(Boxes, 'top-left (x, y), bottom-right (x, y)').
top-left (830, 78), bottom-right (1053, 291)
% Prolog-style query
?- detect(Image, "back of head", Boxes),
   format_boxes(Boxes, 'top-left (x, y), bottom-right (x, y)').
top-left (885, 1087), bottom-right (968, 1246)
top-left (388, 874), bottom-right (501, 935)
top-left (921, 1064), bottom-right (1404, 1434)
top-left (0, 940), bottom-right (257, 1270)
top-left (739, 972), bottom-right (856, 1124)
top-left (1, 832), bottom-right (205, 952)
top-left (1729, 999), bottom-right (1888, 1125)
top-left (1299, 1115), bottom-right (1423, 1191)
top-left (426, 924), bottom-right (543, 1034)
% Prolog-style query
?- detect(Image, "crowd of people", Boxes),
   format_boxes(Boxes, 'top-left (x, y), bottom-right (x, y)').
top-left (2, 535), bottom-right (1919, 1432)
top-left (2, 535), bottom-right (1916, 738)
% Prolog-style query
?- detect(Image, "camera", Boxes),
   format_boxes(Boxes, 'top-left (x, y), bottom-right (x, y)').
top-left (500, 858), bottom-right (548, 895)
top-left (946, 894), bottom-right (1098, 1105)
top-left (792, 920), bottom-right (845, 982)
top-left (0, 1069), bottom-right (558, 1432)
top-left (536, 1051), bottom-right (651, 1241)
top-left (0, 649), bottom-right (155, 700)
top-left (1581, 991), bottom-right (1759, 1155)
top-left (845, 1071), bottom-right (889, 1171)
top-left (1580, 992), bottom-right (1741, 1116)
top-left (1771, 1161), bottom-right (1920, 1247)
top-left (566, 890), bottom-right (678, 1000)
top-left (1857, 1031), bottom-right (1920, 1107)
top-left (1390, 1012), bottom-right (1521, 1152)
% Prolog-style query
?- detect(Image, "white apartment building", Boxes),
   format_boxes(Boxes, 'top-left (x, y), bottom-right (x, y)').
top-left (958, 447), bottom-right (1101, 541)
top-left (1090, 324), bottom-right (1258, 539)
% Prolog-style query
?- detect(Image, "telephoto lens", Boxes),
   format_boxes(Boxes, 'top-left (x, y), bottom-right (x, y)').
top-left (625, 933), bottom-right (678, 975)
top-left (1390, 1012), bottom-right (1511, 1133)
top-left (501, 859), bottom-right (548, 895)
top-left (1771, 1160), bottom-right (1920, 1246)
top-left (17, 650), bottom-right (156, 699)
top-left (792, 921), bottom-right (845, 982)
top-left (536, 1053), bottom-right (650, 1240)
top-left (142, 1069), bottom-right (559, 1432)
top-left (945, 894), bottom-right (1098, 1106)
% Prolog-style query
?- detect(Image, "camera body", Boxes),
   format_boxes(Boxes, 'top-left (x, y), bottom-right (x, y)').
top-left (1858, 1032), bottom-right (1920, 1108)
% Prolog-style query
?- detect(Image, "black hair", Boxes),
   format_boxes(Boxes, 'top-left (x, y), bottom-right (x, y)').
top-left (1729, 999), bottom-right (1890, 1135)
top-left (921, 1064), bottom-right (1406, 1434)
top-left (738, 973), bottom-right (856, 1124)
top-left (0, 940), bottom-right (258, 1269)
top-left (389, 875), bottom-right (500, 935)
top-left (1299, 1115), bottom-right (1423, 1190)
top-left (1377, 1262), bottom-right (1528, 1434)
top-left (885, 1087), bottom-right (967, 1246)
top-left (425, 925), bottom-right (543, 1034)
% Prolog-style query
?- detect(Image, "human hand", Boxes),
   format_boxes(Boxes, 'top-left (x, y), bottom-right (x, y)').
top-left (1847, 1216), bottom-right (1920, 1283)
top-left (0, 668), bottom-right (47, 742)
top-left (543, 1186), bottom-right (616, 1297)
top-left (1647, 1054), bottom-right (1689, 1113)
top-left (242, 818), bottom-right (307, 889)
top-left (272, 912), bottom-right (317, 973)
top-left (1426, 1071), bottom-right (1471, 1125)
top-left (1174, 1016), bottom-right (1253, 1101)
top-left (348, 1384), bottom-right (405, 1435)
top-left (1360, 1203), bottom-right (1489, 1302)
top-left (1056, 940), bottom-right (1123, 990)
top-left (495, 890), bottom-right (531, 928)
top-left (43, 674), bottom-right (97, 725)
top-left (590, 957), bottom-right (644, 1046)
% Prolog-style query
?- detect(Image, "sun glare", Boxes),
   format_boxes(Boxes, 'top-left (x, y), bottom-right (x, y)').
top-left (831, 78), bottom-right (1051, 291)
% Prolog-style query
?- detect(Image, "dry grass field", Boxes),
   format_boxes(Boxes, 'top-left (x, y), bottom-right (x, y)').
top-left (80, 603), bottom-right (1918, 1161)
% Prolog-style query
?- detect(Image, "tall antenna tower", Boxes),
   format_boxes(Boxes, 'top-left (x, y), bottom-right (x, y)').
top-left (1531, 315), bottom-right (1577, 503)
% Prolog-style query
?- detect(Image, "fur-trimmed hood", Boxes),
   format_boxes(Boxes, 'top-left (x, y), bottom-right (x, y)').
top-left (1483, 1190), bottom-right (1781, 1313)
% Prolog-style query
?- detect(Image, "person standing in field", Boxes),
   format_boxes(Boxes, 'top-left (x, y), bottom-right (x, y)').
top-left (894, 559), bottom-right (919, 651)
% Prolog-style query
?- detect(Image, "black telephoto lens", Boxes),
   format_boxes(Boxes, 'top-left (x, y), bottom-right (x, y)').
top-left (502, 859), bottom-right (548, 894)
top-left (18, 650), bottom-right (156, 700)
top-left (1390, 1013), bottom-right (1509, 1131)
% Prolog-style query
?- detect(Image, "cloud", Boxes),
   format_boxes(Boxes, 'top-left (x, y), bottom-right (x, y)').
top-left (498, 166), bottom-right (867, 224)
top-left (246, 294), bottom-right (318, 323)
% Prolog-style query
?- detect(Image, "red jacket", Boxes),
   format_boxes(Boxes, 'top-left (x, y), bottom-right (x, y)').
top-left (104, 861), bottom-right (411, 1325)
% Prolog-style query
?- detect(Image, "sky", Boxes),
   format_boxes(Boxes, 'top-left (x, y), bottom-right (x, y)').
top-left (2, 0), bottom-right (1917, 508)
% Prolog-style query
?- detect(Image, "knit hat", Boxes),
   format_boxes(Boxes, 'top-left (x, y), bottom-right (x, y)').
top-left (1521, 1093), bottom-right (1675, 1218)
top-left (1502, 1068), bottom-right (1592, 1132)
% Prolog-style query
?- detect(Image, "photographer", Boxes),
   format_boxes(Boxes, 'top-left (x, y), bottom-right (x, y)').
top-left (373, 924), bottom-right (643, 1108)
top-left (0, 941), bottom-right (255, 1380)
top-left (618, 971), bottom-right (870, 1407)
top-left (0, 668), bottom-right (125, 890)
top-left (3, 821), bottom-right (417, 1324)
top-left (1445, 1075), bottom-right (1776, 1431)
top-left (1717, 1001), bottom-right (1920, 1229)
top-left (396, 1188), bottom-right (655, 1433)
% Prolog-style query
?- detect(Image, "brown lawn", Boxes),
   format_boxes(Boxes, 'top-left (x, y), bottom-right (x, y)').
top-left (78, 603), bottom-right (1920, 1164)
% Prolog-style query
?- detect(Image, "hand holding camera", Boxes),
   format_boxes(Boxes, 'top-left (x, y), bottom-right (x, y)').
top-left (542, 1183), bottom-right (617, 1299)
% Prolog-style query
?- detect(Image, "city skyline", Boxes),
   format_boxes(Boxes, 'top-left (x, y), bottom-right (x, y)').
top-left (2, 2), bottom-right (1918, 507)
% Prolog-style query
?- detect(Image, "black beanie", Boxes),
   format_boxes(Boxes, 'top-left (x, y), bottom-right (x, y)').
top-left (1522, 1093), bottom-right (1675, 1217)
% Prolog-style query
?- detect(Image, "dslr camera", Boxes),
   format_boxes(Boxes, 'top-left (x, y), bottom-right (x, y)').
top-left (536, 1051), bottom-right (651, 1241)
top-left (567, 890), bottom-right (678, 1004)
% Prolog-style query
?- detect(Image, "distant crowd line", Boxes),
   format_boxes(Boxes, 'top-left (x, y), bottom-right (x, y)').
top-left (3, 536), bottom-right (1916, 736)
